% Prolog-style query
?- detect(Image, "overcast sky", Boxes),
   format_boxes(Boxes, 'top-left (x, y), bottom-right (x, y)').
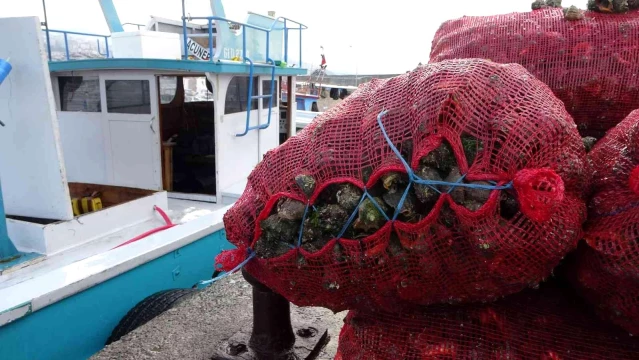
top-left (5, 0), bottom-right (584, 74)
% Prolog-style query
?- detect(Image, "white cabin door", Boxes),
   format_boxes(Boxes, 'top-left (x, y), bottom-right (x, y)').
top-left (212, 74), bottom-right (281, 204)
top-left (100, 74), bottom-right (162, 190)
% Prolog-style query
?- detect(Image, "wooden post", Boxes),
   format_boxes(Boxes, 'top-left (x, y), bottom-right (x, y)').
top-left (286, 76), bottom-right (295, 139)
top-left (162, 142), bottom-right (175, 191)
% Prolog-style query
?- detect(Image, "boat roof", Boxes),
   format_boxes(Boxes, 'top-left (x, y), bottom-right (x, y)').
top-left (48, 58), bottom-right (306, 76)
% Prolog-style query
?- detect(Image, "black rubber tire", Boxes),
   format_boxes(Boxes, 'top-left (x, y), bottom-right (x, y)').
top-left (106, 289), bottom-right (197, 345)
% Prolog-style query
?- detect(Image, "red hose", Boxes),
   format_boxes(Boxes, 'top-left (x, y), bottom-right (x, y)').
top-left (154, 205), bottom-right (173, 226)
top-left (111, 206), bottom-right (176, 250)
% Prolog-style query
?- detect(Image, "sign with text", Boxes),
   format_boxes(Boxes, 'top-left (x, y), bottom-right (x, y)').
top-left (187, 38), bottom-right (210, 61)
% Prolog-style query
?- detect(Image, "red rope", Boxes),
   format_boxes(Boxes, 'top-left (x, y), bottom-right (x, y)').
top-left (111, 206), bottom-right (176, 250)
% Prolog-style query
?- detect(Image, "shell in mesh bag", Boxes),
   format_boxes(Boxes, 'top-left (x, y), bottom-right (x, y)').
top-left (571, 109), bottom-right (639, 335)
top-left (335, 284), bottom-right (639, 360)
top-left (219, 59), bottom-right (588, 312)
top-left (429, 7), bottom-right (639, 139)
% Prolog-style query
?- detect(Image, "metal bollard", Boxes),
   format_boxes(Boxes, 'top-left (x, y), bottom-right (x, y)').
top-left (212, 269), bottom-right (328, 360)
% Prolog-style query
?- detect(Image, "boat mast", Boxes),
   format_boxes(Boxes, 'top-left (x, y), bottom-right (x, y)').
top-left (41, 0), bottom-right (52, 61)
top-left (97, 0), bottom-right (124, 33)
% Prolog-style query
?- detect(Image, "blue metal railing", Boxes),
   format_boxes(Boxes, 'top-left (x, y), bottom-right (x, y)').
top-left (182, 14), bottom-right (307, 137)
top-left (122, 22), bottom-right (145, 30)
top-left (42, 29), bottom-right (111, 61)
top-left (234, 58), bottom-right (277, 137)
top-left (181, 15), bottom-right (307, 66)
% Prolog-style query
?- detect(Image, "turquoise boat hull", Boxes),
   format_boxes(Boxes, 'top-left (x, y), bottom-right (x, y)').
top-left (0, 230), bottom-right (233, 360)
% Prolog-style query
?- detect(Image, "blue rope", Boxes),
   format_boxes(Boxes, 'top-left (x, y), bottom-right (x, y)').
top-left (591, 201), bottom-right (639, 218)
top-left (393, 182), bottom-right (413, 221)
top-left (336, 190), bottom-right (368, 239)
top-left (446, 173), bottom-right (467, 194)
top-left (335, 188), bottom-right (390, 239)
top-left (196, 249), bottom-right (256, 289)
top-left (420, 182), bottom-right (443, 194)
top-left (365, 191), bottom-right (391, 221)
top-left (297, 202), bottom-right (311, 248)
top-left (376, 110), bottom-right (412, 175)
top-left (413, 178), bottom-right (513, 190)
top-left (284, 242), bottom-right (297, 249)
top-left (375, 110), bottom-right (513, 194)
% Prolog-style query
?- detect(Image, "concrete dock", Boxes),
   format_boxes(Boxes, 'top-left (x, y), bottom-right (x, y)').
top-left (92, 272), bottom-right (346, 360)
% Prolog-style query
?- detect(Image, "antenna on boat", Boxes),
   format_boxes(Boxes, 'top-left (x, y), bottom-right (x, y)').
top-left (41, 0), bottom-right (52, 61)
top-left (181, 0), bottom-right (188, 60)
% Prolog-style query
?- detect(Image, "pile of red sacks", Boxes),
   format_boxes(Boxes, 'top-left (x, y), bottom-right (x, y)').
top-left (215, 4), bottom-right (639, 359)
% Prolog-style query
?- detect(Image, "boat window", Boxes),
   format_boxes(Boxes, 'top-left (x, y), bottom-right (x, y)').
top-left (184, 77), bottom-right (214, 103)
top-left (105, 80), bottom-right (151, 114)
top-left (159, 76), bottom-right (178, 104)
top-left (58, 76), bottom-right (101, 112)
top-left (262, 79), bottom-right (278, 108)
top-left (225, 76), bottom-right (258, 114)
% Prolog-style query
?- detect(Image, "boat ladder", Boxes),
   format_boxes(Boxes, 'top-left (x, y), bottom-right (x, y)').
top-left (236, 57), bottom-right (277, 137)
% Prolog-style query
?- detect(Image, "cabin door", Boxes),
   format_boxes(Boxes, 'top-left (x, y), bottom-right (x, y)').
top-left (213, 74), bottom-right (280, 204)
top-left (100, 74), bottom-right (162, 190)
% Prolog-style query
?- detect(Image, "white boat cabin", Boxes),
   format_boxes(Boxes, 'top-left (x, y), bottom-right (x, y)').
top-left (51, 69), bottom-right (280, 205)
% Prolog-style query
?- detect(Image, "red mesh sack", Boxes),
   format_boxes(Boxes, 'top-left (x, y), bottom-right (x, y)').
top-left (221, 59), bottom-right (588, 313)
top-left (571, 109), bottom-right (639, 335)
top-left (429, 7), bottom-right (639, 138)
top-left (335, 285), bottom-right (639, 360)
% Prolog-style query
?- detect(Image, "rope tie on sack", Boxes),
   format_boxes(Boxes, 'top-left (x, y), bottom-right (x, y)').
top-left (376, 109), bottom-right (564, 223)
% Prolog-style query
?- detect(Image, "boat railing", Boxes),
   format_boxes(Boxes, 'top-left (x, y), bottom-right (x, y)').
top-left (41, 13), bottom-right (307, 66)
top-left (180, 14), bottom-right (307, 137)
top-left (182, 15), bottom-right (307, 67)
top-left (122, 22), bottom-right (145, 30)
top-left (42, 28), bottom-right (111, 61)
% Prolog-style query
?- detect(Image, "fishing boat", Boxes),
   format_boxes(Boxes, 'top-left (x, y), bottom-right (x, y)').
top-left (0, 1), bottom-right (309, 359)
top-left (280, 77), bottom-right (357, 134)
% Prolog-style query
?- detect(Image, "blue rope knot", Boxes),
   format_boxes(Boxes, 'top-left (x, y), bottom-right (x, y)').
top-left (336, 188), bottom-right (390, 240)
top-left (197, 248), bottom-right (256, 289)
top-left (393, 181), bottom-right (413, 221)
top-left (297, 202), bottom-right (311, 248)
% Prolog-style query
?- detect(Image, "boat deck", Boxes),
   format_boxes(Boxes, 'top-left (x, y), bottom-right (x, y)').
top-left (0, 199), bottom-right (226, 290)
top-left (167, 198), bottom-right (227, 224)
top-left (0, 198), bottom-right (232, 325)
top-left (91, 272), bottom-right (345, 360)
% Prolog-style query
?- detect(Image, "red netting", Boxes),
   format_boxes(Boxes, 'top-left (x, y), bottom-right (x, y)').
top-left (429, 8), bottom-right (639, 138)
top-left (335, 284), bottom-right (639, 360)
top-left (221, 59), bottom-right (588, 313)
top-left (629, 165), bottom-right (639, 195)
top-left (571, 110), bottom-right (639, 335)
